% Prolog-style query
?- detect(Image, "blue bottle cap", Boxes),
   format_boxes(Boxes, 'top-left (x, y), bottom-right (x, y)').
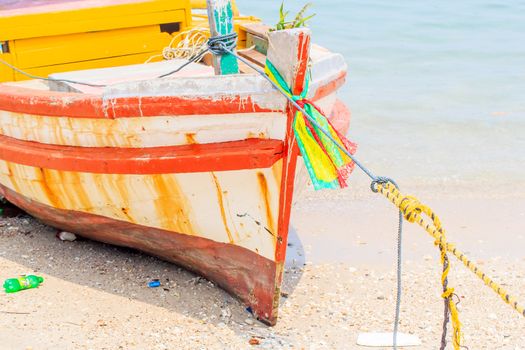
top-left (148, 280), bottom-right (161, 288)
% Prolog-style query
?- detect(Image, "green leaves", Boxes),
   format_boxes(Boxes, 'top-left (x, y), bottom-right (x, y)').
top-left (272, 2), bottom-right (315, 31)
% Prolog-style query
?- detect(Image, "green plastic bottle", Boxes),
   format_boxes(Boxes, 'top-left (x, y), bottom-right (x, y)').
top-left (3, 275), bottom-right (44, 293)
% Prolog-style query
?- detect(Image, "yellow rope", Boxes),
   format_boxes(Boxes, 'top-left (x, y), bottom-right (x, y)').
top-left (376, 182), bottom-right (525, 349)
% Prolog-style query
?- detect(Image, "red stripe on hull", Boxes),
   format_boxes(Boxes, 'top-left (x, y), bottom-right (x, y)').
top-left (107, 95), bottom-right (278, 118)
top-left (0, 85), bottom-right (277, 118)
top-left (311, 72), bottom-right (346, 102)
top-left (0, 184), bottom-right (280, 325)
top-left (0, 87), bottom-right (103, 118)
top-left (274, 31), bottom-right (310, 317)
top-left (0, 135), bottom-right (284, 174)
top-left (0, 75), bottom-right (343, 118)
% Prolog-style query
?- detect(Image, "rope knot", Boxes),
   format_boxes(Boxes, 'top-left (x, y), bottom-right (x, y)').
top-left (442, 287), bottom-right (455, 299)
top-left (207, 32), bottom-right (238, 56)
top-left (370, 176), bottom-right (398, 193)
top-left (399, 196), bottom-right (422, 223)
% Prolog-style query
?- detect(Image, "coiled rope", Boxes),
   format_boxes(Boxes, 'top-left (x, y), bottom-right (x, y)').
top-left (145, 27), bottom-right (210, 63)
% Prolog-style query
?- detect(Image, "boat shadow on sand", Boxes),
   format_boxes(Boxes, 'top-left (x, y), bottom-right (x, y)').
top-left (0, 208), bottom-right (306, 332)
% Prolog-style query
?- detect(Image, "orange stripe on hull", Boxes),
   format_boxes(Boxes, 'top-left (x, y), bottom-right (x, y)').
top-left (0, 135), bottom-right (284, 174)
top-left (0, 183), bottom-right (280, 325)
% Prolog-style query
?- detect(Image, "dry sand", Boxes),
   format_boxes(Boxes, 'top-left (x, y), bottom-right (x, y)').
top-left (1, 177), bottom-right (525, 349)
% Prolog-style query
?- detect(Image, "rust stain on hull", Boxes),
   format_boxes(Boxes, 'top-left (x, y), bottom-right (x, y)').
top-left (211, 172), bottom-right (234, 243)
top-left (5, 162), bottom-right (21, 194)
top-left (185, 133), bottom-right (197, 144)
top-left (257, 172), bottom-right (276, 238)
top-left (39, 168), bottom-right (64, 209)
top-left (247, 131), bottom-right (268, 139)
top-left (271, 159), bottom-right (283, 186)
top-left (152, 174), bottom-right (196, 235)
top-left (111, 174), bottom-right (136, 223)
top-left (60, 171), bottom-right (92, 211)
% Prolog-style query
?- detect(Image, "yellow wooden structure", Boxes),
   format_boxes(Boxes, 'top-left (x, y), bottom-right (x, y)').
top-left (0, 0), bottom-right (259, 82)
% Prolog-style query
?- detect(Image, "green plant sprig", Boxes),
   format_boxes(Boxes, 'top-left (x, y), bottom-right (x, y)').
top-left (271, 2), bottom-right (315, 31)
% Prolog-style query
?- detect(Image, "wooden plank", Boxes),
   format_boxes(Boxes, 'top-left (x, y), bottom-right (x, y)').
top-left (14, 25), bottom-right (174, 68)
top-left (0, 134), bottom-right (284, 174)
top-left (0, 77), bottom-right (284, 118)
top-left (0, 0), bottom-right (191, 41)
top-left (47, 58), bottom-right (214, 93)
top-left (12, 51), bottom-right (168, 82)
top-left (192, 0), bottom-right (239, 15)
top-left (237, 48), bottom-right (266, 68)
top-left (0, 110), bottom-right (285, 148)
top-left (206, 0), bottom-right (239, 75)
top-left (0, 53), bottom-right (15, 82)
top-left (246, 32), bottom-right (268, 54)
top-left (259, 28), bottom-right (312, 325)
top-left (241, 23), bottom-right (270, 38)
top-left (269, 28), bottom-right (311, 298)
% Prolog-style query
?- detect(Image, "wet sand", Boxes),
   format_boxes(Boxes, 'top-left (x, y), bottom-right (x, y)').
top-left (1, 175), bottom-right (525, 349)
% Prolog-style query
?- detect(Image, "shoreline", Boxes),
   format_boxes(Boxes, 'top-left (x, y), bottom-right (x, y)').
top-left (1, 182), bottom-right (525, 349)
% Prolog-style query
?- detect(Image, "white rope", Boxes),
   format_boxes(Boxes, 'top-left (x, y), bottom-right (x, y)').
top-left (145, 27), bottom-right (210, 63)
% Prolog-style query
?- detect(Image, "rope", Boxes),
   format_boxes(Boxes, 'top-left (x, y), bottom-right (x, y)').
top-left (372, 178), bottom-right (403, 349)
top-left (0, 33), bottom-right (239, 85)
top-left (2, 31), bottom-right (524, 349)
top-left (217, 39), bottom-right (525, 350)
top-left (145, 27), bottom-right (210, 63)
top-left (381, 184), bottom-right (462, 349)
top-left (0, 58), bottom-right (107, 87)
top-left (207, 32), bottom-right (239, 56)
top-left (226, 39), bottom-right (407, 348)
top-left (375, 182), bottom-right (525, 345)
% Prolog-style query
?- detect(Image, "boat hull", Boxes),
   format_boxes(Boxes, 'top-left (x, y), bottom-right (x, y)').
top-left (0, 29), bottom-right (349, 325)
top-left (0, 183), bottom-right (279, 324)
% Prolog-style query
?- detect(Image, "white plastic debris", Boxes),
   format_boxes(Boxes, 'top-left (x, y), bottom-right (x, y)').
top-left (356, 332), bottom-right (421, 347)
top-left (57, 231), bottom-right (77, 242)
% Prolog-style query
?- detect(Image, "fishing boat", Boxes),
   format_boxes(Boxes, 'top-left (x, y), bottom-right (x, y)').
top-left (0, 0), bottom-right (351, 325)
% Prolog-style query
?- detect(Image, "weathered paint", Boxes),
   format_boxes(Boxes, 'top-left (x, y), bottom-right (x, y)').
top-left (211, 172), bottom-right (234, 243)
top-left (0, 82), bottom-right (282, 118)
top-left (0, 159), bottom-right (281, 260)
top-left (206, 0), bottom-right (239, 75)
top-left (257, 172), bottom-right (276, 240)
top-left (0, 111), bottom-right (286, 147)
top-left (260, 28), bottom-right (312, 323)
top-left (0, 88), bottom-right (343, 148)
top-left (0, 68), bottom-right (345, 120)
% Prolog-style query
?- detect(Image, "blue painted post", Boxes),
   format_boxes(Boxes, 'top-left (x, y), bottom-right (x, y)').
top-left (206, 0), bottom-right (239, 75)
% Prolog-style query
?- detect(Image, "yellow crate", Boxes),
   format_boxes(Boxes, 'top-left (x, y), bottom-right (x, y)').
top-left (0, 0), bottom-right (192, 81)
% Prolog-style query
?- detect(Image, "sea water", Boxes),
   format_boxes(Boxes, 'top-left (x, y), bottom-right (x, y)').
top-left (239, 1), bottom-right (525, 193)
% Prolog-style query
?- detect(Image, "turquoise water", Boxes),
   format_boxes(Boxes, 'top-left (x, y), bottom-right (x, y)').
top-left (239, 1), bottom-right (525, 192)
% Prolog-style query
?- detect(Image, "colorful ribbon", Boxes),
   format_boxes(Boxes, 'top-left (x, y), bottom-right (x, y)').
top-left (265, 60), bottom-right (357, 190)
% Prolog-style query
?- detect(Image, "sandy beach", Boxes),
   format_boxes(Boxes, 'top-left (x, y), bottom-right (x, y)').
top-left (1, 175), bottom-right (525, 349)
top-left (1, 1), bottom-right (524, 348)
